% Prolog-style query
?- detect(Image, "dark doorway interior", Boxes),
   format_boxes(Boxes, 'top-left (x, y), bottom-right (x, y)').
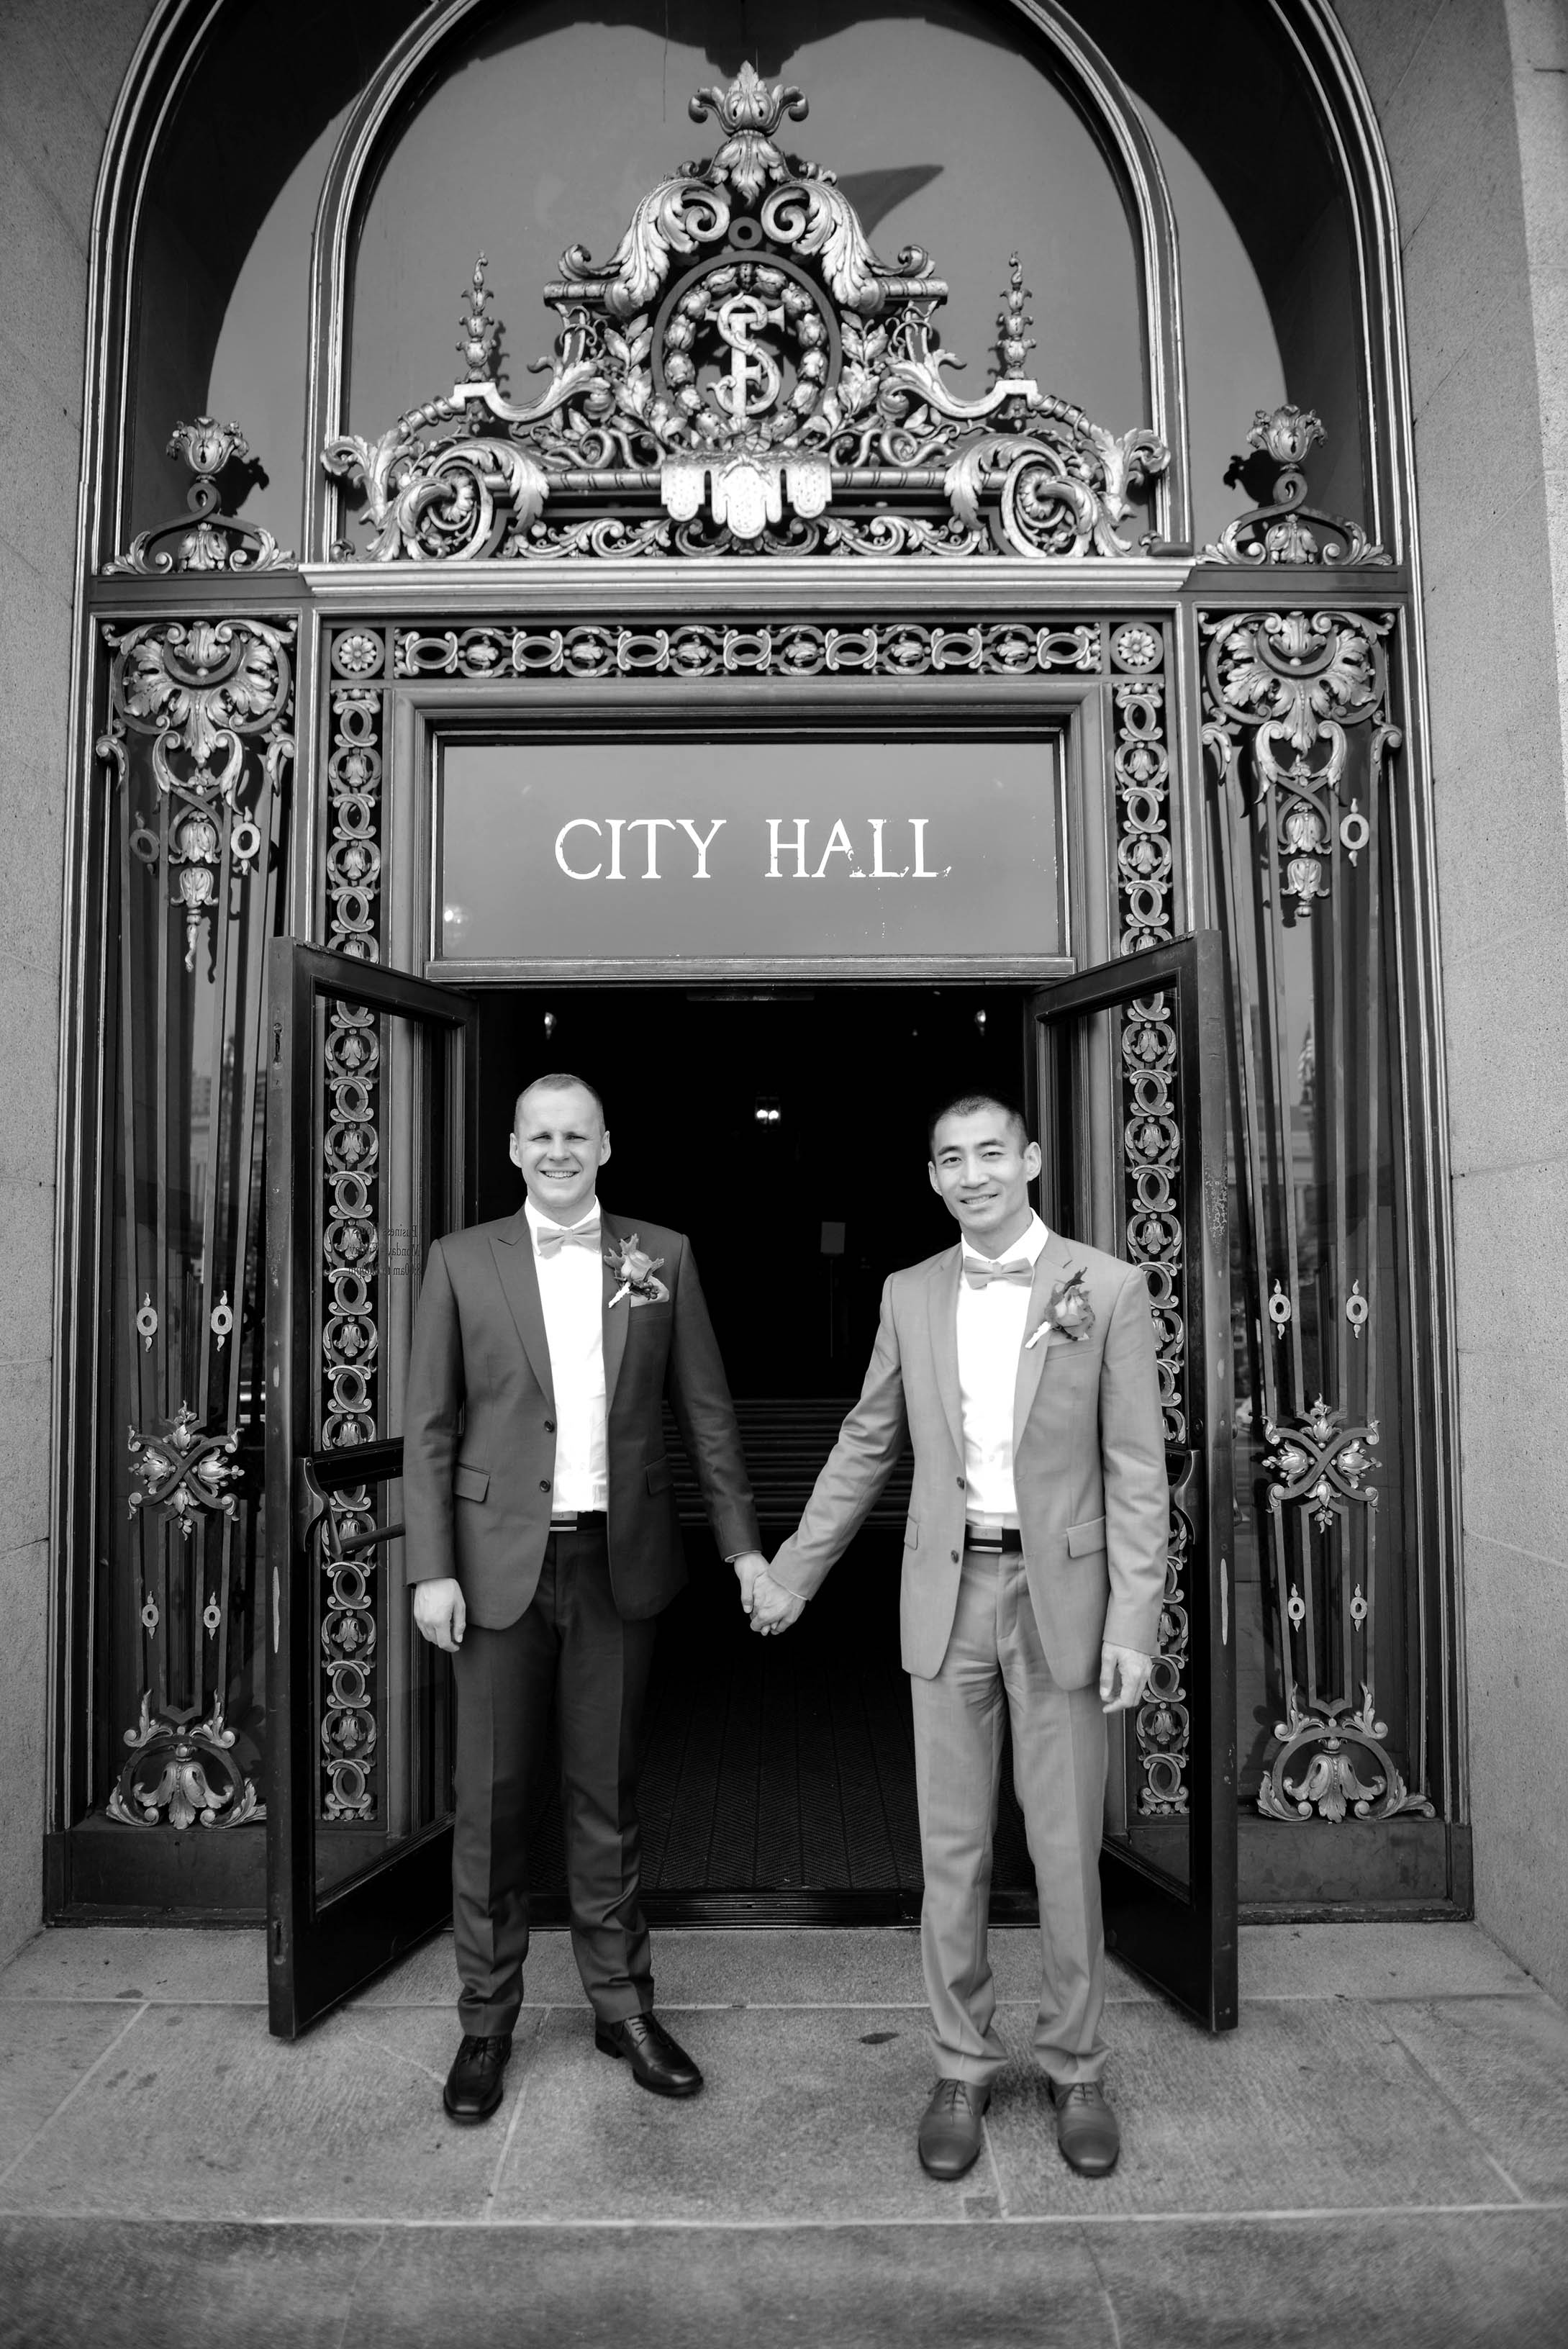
top-left (471, 985), bottom-right (1040, 1919)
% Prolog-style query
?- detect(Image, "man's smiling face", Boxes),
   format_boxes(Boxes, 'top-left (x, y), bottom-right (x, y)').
top-left (509, 1080), bottom-right (610, 1226)
top-left (928, 1102), bottom-right (1041, 1257)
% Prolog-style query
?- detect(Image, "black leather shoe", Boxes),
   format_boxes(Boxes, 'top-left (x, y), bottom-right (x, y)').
top-left (443, 2031), bottom-right (512, 2124)
top-left (917, 2078), bottom-right (991, 2179)
top-left (594, 2011), bottom-right (703, 2097)
top-left (1049, 2078), bottom-right (1120, 2176)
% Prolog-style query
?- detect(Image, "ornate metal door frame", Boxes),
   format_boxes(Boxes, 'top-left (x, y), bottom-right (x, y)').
top-left (53, 45), bottom-right (1464, 1927)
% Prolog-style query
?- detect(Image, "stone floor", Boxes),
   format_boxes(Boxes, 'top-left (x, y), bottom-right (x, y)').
top-left (0, 1921), bottom-right (1564, 2346)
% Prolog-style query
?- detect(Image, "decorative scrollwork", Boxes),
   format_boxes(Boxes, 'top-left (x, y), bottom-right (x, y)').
top-left (1256, 1398), bottom-right (1429, 1821)
top-left (107, 1693), bottom-right (261, 1829)
top-left (1112, 646), bottom-right (1173, 954)
top-left (393, 617), bottom-right (1100, 681)
top-left (97, 617), bottom-right (294, 970)
top-left (1264, 1395), bottom-right (1378, 1534)
top-left (1200, 608), bottom-right (1400, 918)
top-left (1259, 1686), bottom-right (1433, 1823)
top-left (1199, 406), bottom-right (1390, 568)
top-left (320, 1540), bottom-right (378, 1820)
top-left (1138, 1501), bottom-right (1192, 1815)
top-left (1120, 988), bottom-right (1190, 1814)
top-left (1122, 995), bottom-right (1186, 1452)
top-left (127, 1404), bottom-right (241, 1537)
top-left (104, 416), bottom-right (296, 576)
top-left (316, 646), bottom-right (389, 1820)
top-left (325, 74), bottom-right (1166, 562)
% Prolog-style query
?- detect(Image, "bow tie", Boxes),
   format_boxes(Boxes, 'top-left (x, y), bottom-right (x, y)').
top-left (535, 1221), bottom-right (602, 1258)
top-left (964, 1257), bottom-right (1034, 1289)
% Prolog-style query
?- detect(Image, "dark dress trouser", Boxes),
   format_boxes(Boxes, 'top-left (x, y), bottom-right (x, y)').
top-left (450, 1520), bottom-right (659, 2037)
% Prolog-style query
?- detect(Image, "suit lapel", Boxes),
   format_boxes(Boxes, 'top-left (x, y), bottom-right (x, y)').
top-left (491, 1208), bottom-right (556, 1408)
top-left (599, 1210), bottom-right (630, 1410)
top-left (1012, 1228), bottom-right (1079, 1454)
top-left (928, 1247), bottom-right (964, 1463)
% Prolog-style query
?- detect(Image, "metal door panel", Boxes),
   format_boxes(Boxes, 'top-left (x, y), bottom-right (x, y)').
top-left (1030, 931), bottom-right (1237, 2030)
top-left (264, 941), bottom-right (475, 2039)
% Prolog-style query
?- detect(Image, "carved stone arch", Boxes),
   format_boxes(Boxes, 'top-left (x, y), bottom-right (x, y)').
top-left (299, 0), bottom-right (1195, 558)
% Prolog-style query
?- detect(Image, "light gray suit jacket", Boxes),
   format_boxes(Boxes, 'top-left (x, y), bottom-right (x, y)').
top-left (769, 1228), bottom-right (1169, 1688)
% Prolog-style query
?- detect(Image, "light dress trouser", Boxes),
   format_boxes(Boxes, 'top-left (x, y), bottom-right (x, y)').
top-left (910, 1540), bottom-right (1109, 2088)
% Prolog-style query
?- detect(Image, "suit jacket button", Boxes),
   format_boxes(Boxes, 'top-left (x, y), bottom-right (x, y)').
top-left (543, 1421), bottom-right (556, 1434)
top-left (951, 1548), bottom-right (961, 1563)
top-left (956, 1476), bottom-right (965, 1489)
top-left (539, 1480), bottom-right (551, 1493)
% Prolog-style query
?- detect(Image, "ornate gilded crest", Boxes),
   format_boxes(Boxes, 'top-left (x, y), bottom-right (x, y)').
top-left (325, 67), bottom-right (1168, 563)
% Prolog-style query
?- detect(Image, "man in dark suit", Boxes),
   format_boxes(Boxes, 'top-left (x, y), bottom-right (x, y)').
top-left (404, 1073), bottom-right (764, 2122)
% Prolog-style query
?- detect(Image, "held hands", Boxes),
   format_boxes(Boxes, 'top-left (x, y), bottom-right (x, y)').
top-left (733, 1551), bottom-right (805, 1637)
top-left (1100, 1642), bottom-right (1153, 1714)
top-left (413, 1577), bottom-right (467, 1652)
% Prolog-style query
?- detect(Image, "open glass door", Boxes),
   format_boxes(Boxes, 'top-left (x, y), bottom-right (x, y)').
top-left (264, 941), bottom-right (475, 2038)
top-left (1031, 932), bottom-right (1237, 2031)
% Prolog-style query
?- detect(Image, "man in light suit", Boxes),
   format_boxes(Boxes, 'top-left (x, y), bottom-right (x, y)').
top-left (748, 1092), bottom-right (1166, 2178)
top-left (404, 1074), bottom-right (766, 2122)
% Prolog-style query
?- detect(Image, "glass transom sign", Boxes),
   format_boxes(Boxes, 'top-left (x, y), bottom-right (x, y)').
top-left (438, 738), bottom-right (1064, 969)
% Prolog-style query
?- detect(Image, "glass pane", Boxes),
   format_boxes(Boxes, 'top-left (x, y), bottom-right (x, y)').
top-left (1071, 0), bottom-right (1370, 535)
top-left (1206, 618), bottom-right (1423, 1829)
top-left (125, 0), bottom-right (423, 544)
top-left (97, 620), bottom-right (291, 1837)
top-left (439, 736), bottom-right (1063, 966)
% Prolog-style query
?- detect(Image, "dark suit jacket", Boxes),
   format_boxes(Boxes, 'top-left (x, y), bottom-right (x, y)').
top-left (402, 1207), bottom-right (760, 1625)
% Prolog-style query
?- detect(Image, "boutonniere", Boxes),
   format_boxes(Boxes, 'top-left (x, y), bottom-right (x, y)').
top-left (604, 1231), bottom-right (669, 1309)
top-left (1025, 1267), bottom-right (1095, 1349)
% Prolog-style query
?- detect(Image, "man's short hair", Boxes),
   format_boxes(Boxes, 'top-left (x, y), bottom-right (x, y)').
top-left (514, 1072), bottom-right (607, 1131)
top-left (926, 1090), bottom-right (1030, 1159)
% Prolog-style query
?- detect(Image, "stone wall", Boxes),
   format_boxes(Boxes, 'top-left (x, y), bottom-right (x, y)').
top-left (1338, 0), bottom-right (1568, 2004)
top-left (0, 0), bottom-right (156, 1963)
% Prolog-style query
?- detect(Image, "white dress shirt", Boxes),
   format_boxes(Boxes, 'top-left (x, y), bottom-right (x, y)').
top-left (956, 1211), bottom-right (1049, 1520)
top-left (525, 1195), bottom-right (608, 1511)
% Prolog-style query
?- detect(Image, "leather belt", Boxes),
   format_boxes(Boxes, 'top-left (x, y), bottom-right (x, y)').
top-left (964, 1524), bottom-right (1023, 1554)
top-left (548, 1509), bottom-right (607, 1531)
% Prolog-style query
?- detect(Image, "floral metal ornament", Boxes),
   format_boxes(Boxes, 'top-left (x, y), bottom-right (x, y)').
top-left (1198, 406), bottom-right (1390, 567)
top-left (324, 72), bottom-right (1167, 561)
top-left (107, 1693), bottom-right (260, 1829)
top-left (1255, 1398), bottom-right (1429, 1821)
top-left (1263, 1395), bottom-right (1377, 1533)
top-left (104, 415), bottom-right (296, 575)
top-left (1259, 1686), bottom-right (1430, 1824)
top-left (1200, 608), bottom-right (1400, 919)
top-left (394, 619), bottom-right (1101, 680)
top-left (127, 1404), bottom-right (242, 1537)
top-left (97, 616), bottom-right (294, 969)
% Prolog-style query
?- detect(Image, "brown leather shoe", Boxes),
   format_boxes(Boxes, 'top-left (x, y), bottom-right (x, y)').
top-left (1049, 2078), bottom-right (1120, 2175)
top-left (917, 2078), bottom-right (991, 2180)
top-left (594, 2011), bottom-right (703, 2097)
top-left (443, 2031), bottom-right (512, 2124)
